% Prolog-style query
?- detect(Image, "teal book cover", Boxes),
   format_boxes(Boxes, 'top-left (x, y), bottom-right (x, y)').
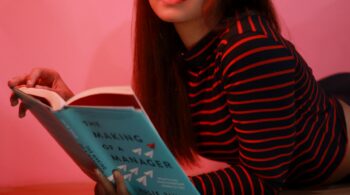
top-left (56, 107), bottom-right (199, 195)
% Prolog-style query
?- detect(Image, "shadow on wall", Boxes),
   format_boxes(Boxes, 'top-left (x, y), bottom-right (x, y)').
top-left (86, 21), bottom-right (133, 88)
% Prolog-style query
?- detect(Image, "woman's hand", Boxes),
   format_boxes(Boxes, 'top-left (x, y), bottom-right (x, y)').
top-left (94, 169), bottom-right (130, 195)
top-left (8, 67), bottom-right (74, 118)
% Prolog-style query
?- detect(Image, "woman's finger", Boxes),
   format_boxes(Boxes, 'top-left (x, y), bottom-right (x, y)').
top-left (18, 103), bottom-right (27, 118)
top-left (27, 68), bottom-right (42, 87)
top-left (94, 183), bottom-right (107, 195)
top-left (94, 169), bottom-right (115, 194)
top-left (10, 93), bottom-right (19, 106)
top-left (33, 67), bottom-right (59, 87)
top-left (8, 74), bottom-right (28, 88)
top-left (113, 170), bottom-right (129, 195)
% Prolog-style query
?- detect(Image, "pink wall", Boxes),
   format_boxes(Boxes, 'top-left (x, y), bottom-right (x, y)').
top-left (1, 0), bottom-right (349, 187)
top-left (275, 0), bottom-right (350, 78)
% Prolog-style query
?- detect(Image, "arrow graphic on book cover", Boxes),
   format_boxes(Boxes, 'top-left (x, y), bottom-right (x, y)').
top-left (132, 148), bottom-right (142, 156)
top-left (117, 164), bottom-right (127, 172)
top-left (144, 150), bottom-right (154, 158)
top-left (147, 143), bottom-right (155, 149)
top-left (123, 173), bottom-right (132, 182)
top-left (129, 167), bottom-right (139, 175)
top-left (144, 170), bottom-right (153, 178)
top-left (107, 174), bottom-right (114, 182)
top-left (136, 176), bottom-right (147, 186)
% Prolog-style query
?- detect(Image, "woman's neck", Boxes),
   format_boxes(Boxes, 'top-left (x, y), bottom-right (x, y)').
top-left (174, 14), bottom-right (222, 50)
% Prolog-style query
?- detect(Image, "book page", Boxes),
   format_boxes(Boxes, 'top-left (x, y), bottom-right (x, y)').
top-left (15, 86), bottom-right (66, 110)
top-left (66, 86), bottom-right (140, 109)
top-left (16, 86), bottom-right (140, 110)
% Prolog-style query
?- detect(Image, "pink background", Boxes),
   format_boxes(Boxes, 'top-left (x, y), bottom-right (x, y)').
top-left (1, 0), bottom-right (349, 187)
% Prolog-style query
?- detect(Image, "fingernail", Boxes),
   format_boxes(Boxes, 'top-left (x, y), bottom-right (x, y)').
top-left (95, 169), bottom-right (102, 176)
top-left (112, 170), bottom-right (121, 178)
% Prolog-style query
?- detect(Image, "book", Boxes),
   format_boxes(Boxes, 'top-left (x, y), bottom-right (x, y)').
top-left (12, 86), bottom-right (200, 195)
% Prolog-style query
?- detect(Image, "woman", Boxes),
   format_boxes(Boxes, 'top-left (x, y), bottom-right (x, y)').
top-left (8, 0), bottom-right (350, 194)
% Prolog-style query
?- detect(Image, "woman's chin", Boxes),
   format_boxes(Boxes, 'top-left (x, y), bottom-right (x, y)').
top-left (149, 0), bottom-right (202, 23)
top-left (155, 11), bottom-right (191, 23)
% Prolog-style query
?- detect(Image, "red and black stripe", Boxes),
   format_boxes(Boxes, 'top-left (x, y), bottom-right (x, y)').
top-left (181, 10), bottom-right (347, 194)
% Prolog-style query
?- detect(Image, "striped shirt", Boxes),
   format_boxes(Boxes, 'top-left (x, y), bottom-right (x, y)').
top-left (182, 11), bottom-right (348, 194)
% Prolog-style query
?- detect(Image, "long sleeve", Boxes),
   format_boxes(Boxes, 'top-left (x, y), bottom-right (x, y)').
top-left (190, 33), bottom-right (297, 194)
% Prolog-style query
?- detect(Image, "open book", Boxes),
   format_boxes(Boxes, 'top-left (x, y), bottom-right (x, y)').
top-left (12, 86), bottom-right (200, 195)
top-left (16, 86), bottom-right (140, 111)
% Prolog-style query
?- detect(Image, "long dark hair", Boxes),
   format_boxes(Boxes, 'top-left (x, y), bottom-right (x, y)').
top-left (132, 0), bottom-right (280, 165)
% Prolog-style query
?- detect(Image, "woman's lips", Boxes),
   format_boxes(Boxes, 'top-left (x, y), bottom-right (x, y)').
top-left (160, 0), bottom-right (185, 5)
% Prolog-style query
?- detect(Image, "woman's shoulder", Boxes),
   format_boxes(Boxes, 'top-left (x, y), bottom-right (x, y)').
top-left (220, 11), bottom-right (275, 36)
top-left (213, 12), bottom-right (298, 76)
top-left (216, 11), bottom-right (284, 49)
top-left (214, 11), bottom-right (296, 62)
